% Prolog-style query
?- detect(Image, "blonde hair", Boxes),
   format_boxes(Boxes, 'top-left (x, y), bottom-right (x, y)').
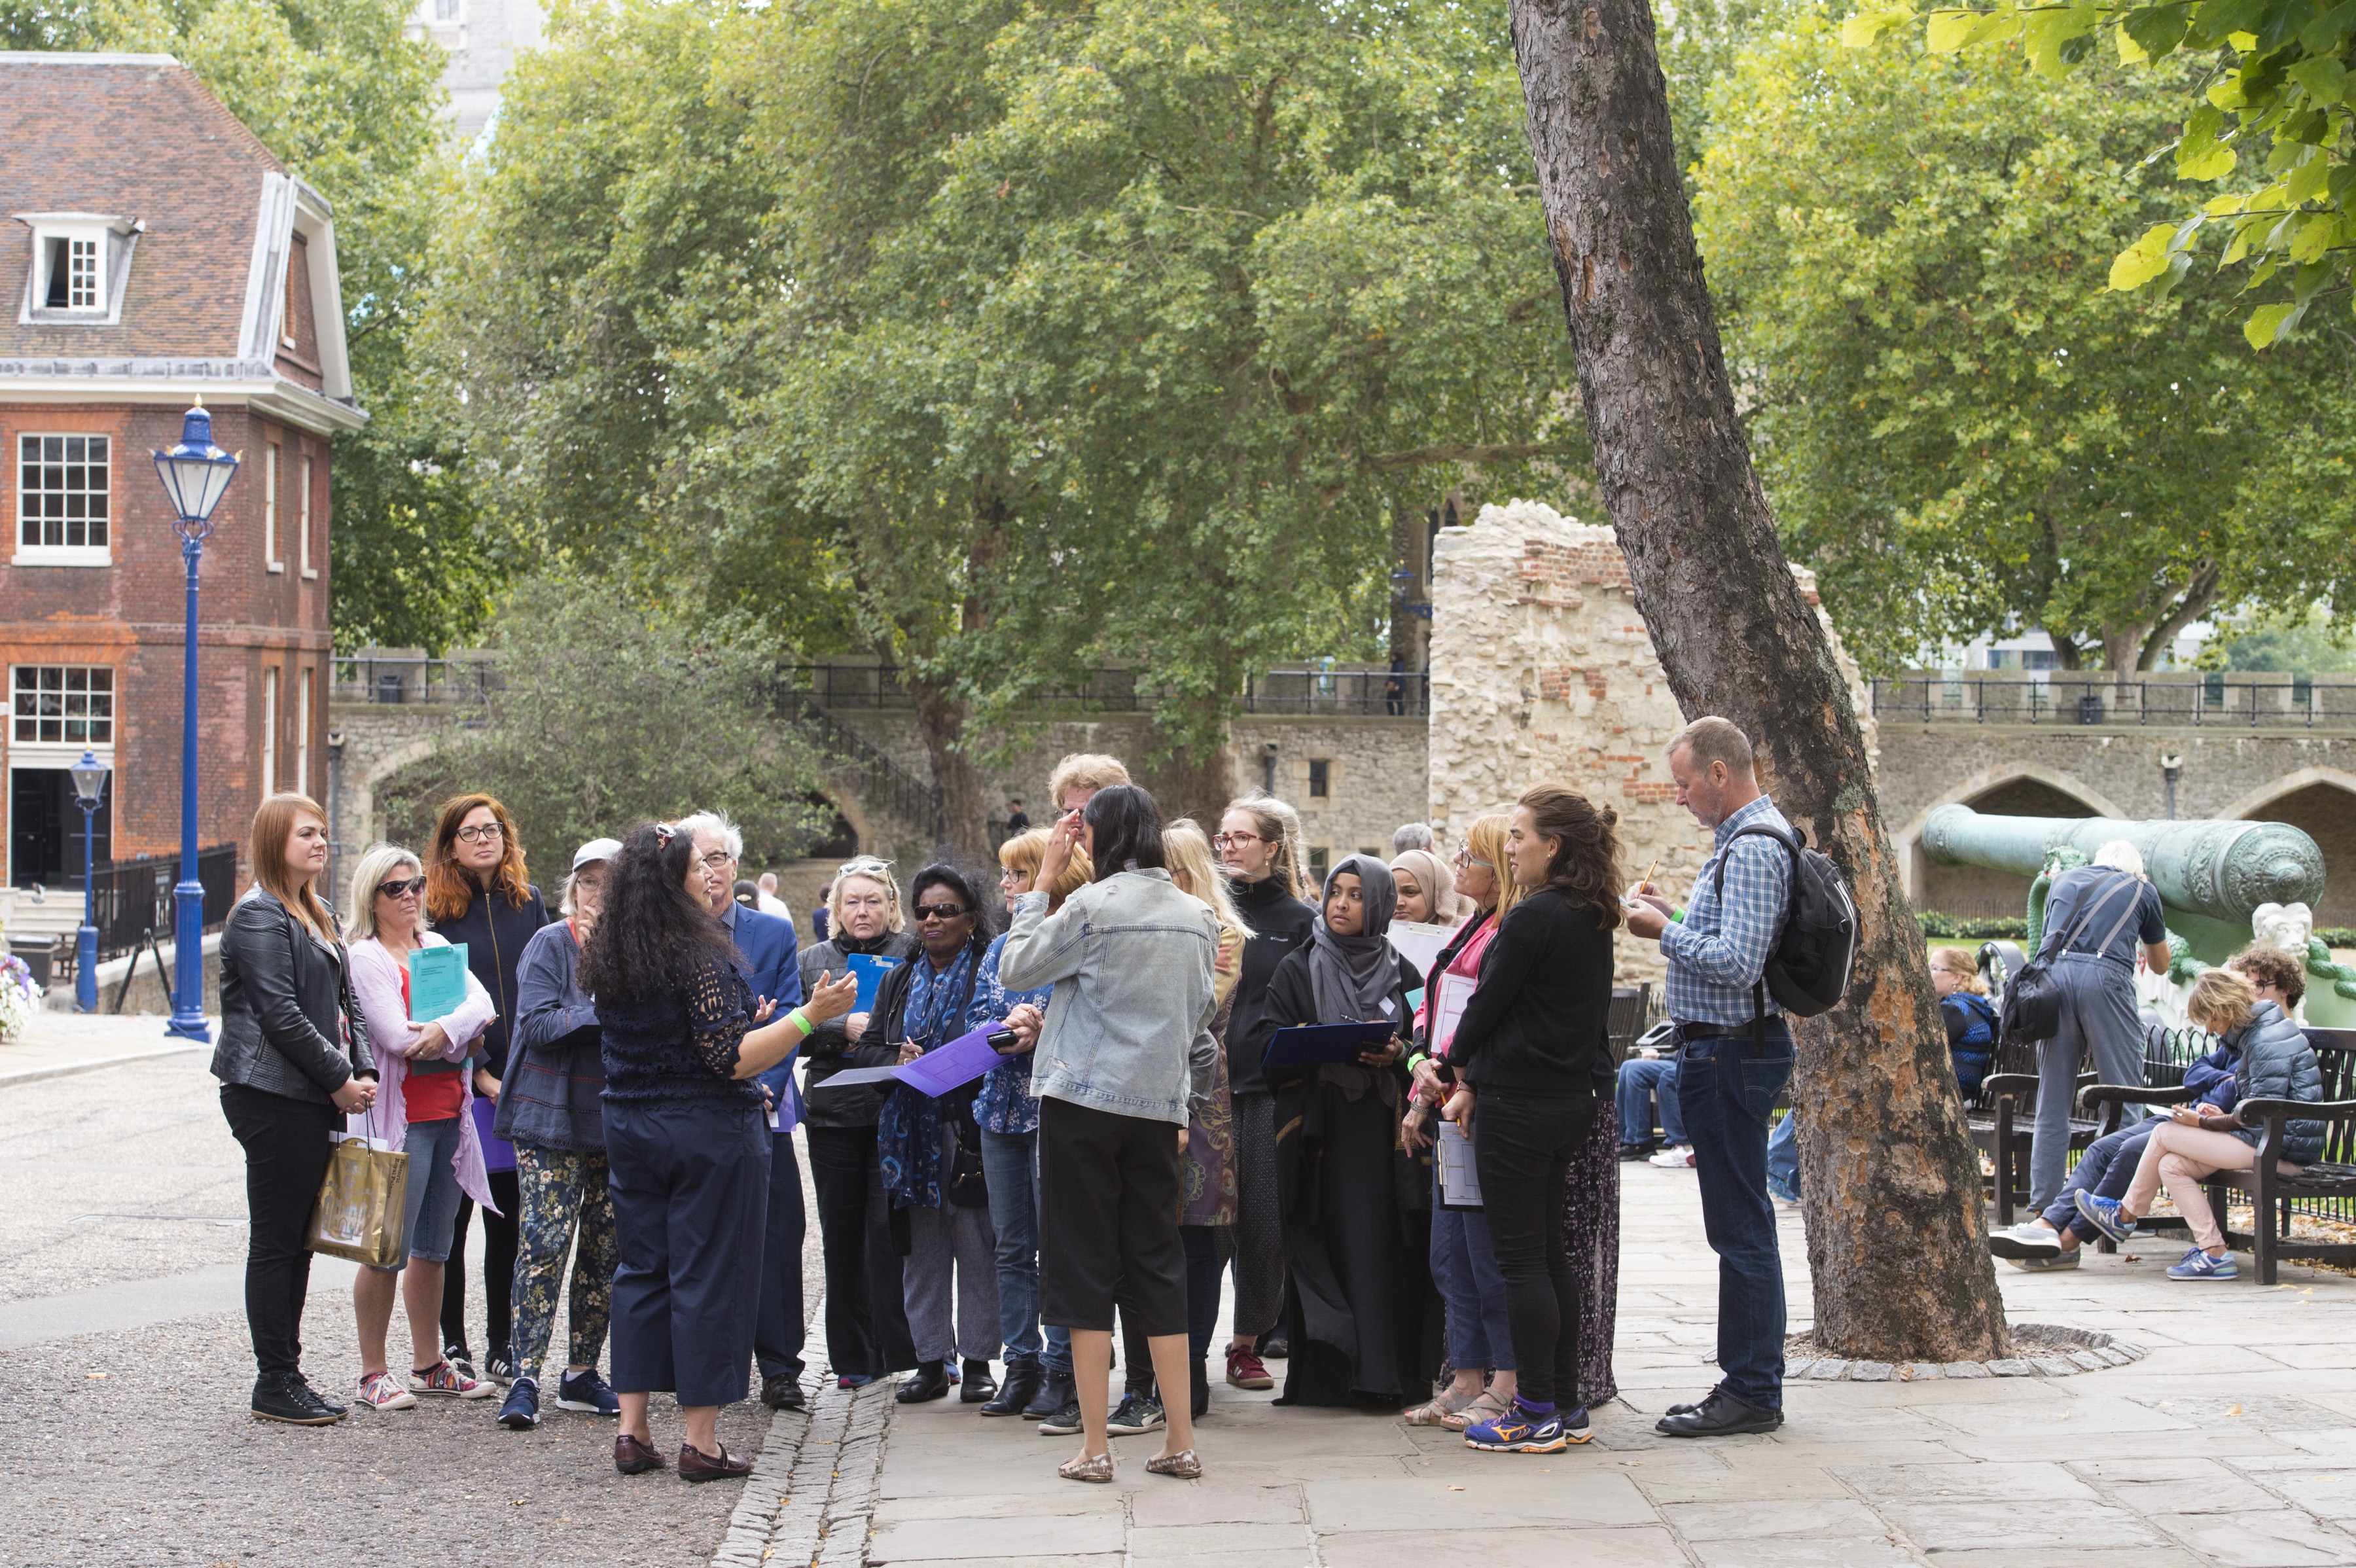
top-left (999, 829), bottom-right (1092, 912)
top-left (1467, 813), bottom-right (1524, 919)
top-left (1930, 946), bottom-right (1987, 995)
top-left (2186, 966), bottom-right (2257, 1035)
top-left (829, 858), bottom-right (905, 934)
top-left (1048, 753), bottom-right (1132, 811)
top-left (251, 791), bottom-right (336, 942)
top-left (1164, 819), bottom-right (1246, 935)
top-left (343, 843), bottom-right (425, 944)
top-left (1224, 793), bottom-right (1312, 901)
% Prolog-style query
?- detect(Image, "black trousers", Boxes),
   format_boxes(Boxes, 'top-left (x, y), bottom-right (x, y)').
top-left (806, 1124), bottom-right (917, 1378)
top-left (606, 1097), bottom-right (770, 1406)
top-left (442, 1167), bottom-right (521, 1356)
top-left (221, 1083), bottom-right (340, 1378)
top-left (1121, 1228), bottom-right (1232, 1396)
top-left (1038, 1097), bottom-right (1186, 1338)
top-left (754, 1128), bottom-right (809, 1380)
top-left (1473, 1088), bottom-right (1599, 1409)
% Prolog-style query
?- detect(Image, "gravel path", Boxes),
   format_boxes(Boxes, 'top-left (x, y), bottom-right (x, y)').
top-left (0, 1054), bottom-right (825, 1568)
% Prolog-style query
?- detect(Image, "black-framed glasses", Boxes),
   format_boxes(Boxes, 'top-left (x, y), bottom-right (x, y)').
top-left (913, 902), bottom-right (969, 921)
top-left (377, 875), bottom-right (427, 899)
top-left (455, 823), bottom-right (505, 844)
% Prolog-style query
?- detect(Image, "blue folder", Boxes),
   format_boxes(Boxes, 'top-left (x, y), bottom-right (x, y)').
top-left (1261, 1020), bottom-right (1399, 1071)
top-left (845, 952), bottom-right (902, 1012)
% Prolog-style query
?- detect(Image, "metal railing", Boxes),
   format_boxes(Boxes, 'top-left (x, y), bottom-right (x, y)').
top-left (1871, 674), bottom-right (2356, 729)
top-left (777, 662), bottom-right (1430, 718)
top-left (80, 844), bottom-right (237, 963)
top-left (330, 654), bottom-right (499, 705)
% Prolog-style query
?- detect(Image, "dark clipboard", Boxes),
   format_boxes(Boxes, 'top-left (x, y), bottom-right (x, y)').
top-left (1262, 1020), bottom-right (1398, 1071)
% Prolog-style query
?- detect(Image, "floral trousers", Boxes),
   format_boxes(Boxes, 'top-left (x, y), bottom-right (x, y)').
top-left (510, 1144), bottom-right (618, 1385)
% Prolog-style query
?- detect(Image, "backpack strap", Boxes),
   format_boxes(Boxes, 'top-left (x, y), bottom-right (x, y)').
top-left (2046, 872), bottom-right (2139, 962)
top-left (1709, 822), bottom-right (1802, 1054)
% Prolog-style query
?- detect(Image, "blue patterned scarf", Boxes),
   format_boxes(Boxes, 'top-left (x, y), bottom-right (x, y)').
top-left (877, 938), bottom-right (982, 1211)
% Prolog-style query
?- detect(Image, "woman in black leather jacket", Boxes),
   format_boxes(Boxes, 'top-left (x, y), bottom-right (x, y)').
top-left (213, 793), bottom-right (377, 1425)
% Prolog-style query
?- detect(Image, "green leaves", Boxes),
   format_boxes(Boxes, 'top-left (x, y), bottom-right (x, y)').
top-left (2244, 300), bottom-right (2299, 345)
top-left (2174, 104), bottom-right (2237, 179)
top-left (2111, 223), bottom-right (2183, 289)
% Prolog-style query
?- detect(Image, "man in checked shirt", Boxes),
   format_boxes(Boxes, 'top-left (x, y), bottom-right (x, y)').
top-left (1624, 716), bottom-right (1795, 1438)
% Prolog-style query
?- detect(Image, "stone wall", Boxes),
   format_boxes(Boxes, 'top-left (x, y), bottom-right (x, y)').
top-left (323, 701), bottom-right (475, 910)
top-left (1425, 499), bottom-right (1872, 988)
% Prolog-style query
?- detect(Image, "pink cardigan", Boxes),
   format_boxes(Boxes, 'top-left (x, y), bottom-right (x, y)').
top-left (348, 932), bottom-right (501, 1214)
top-left (1415, 908), bottom-right (1501, 1058)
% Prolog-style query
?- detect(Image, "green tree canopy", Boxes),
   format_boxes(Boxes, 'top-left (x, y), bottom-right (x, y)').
top-left (1693, 14), bottom-right (2356, 671)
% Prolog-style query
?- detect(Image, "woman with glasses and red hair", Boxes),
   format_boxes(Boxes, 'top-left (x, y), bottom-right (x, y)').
top-left (424, 793), bottom-right (549, 1386)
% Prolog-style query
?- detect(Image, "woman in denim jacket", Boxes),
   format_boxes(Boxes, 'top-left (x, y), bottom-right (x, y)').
top-left (998, 786), bottom-right (1219, 1484)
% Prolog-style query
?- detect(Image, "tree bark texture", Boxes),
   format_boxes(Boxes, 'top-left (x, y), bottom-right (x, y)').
top-left (911, 675), bottom-right (990, 863)
top-left (1510, 0), bottom-right (2008, 1359)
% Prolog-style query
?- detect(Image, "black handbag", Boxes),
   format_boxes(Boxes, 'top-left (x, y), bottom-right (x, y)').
top-left (1997, 873), bottom-right (2143, 1044)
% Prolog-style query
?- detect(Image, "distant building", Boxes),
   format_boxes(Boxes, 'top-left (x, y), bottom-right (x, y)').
top-left (0, 52), bottom-right (365, 893)
top-left (408, 0), bottom-right (547, 141)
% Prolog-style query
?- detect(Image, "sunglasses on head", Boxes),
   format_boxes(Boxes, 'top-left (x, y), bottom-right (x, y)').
top-left (378, 875), bottom-right (427, 899)
top-left (913, 902), bottom-right (969, 921)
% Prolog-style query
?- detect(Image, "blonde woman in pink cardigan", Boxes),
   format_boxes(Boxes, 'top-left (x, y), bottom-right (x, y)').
top-left (342, 841), bottom-right (503, 1412)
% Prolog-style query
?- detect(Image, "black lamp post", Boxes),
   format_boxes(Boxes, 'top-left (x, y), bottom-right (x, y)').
top-left (69, 749), bottom-right (109, 1014)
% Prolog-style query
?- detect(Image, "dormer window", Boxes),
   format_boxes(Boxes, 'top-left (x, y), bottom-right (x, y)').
top-left (43, 234), bottom-right (101, 309)
top-left (15, 213), bottom-right (139, 325)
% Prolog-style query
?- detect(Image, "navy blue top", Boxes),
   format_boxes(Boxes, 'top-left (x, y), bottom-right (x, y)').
top-left (2037, 866), bottom-right (2166, 969)
top-left (596, 953), bottom-right (762, 1107)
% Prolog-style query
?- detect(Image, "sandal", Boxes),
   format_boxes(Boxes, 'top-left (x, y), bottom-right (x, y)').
top-left (1059, 1451), bottom-right (1116, 1484)
top-left (1443, 1389), bottom-right (1509, 1431)
top-left (1404, 1384), bottom-right (1481, 1426)
top-left (1145, 1448), bottom-right (1202, 1478)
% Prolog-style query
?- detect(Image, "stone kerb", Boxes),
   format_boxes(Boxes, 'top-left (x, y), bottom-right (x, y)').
top-left (1427, 499), bottom-right (1872, 989)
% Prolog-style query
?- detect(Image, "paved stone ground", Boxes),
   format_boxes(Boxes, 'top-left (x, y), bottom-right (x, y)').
top-left (763, 1164), bottom-right (2356, 1568)
top-left (0, 1021), bottom-right (823, 1568)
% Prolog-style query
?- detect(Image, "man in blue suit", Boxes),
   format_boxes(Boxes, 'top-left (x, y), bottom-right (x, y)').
top-left (682, 812), bottom-right (810, 1411)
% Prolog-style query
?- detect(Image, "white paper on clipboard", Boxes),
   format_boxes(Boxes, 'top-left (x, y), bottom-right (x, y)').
top-left (1437, 1118), bottom-right (1482, 1207)
top-left (1429, 971), bottom-right (1473, 1056)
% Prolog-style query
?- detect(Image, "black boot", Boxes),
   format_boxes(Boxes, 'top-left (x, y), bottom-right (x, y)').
top-left (1023, 1368), bottom-right (1074, 1421)
top-left (980, 1359), bottom-right (1038, 1417)
top-left (251, 1372), bottom-right (341, 1426)
top-left (895, 1361), bottom-right (954, 1404)
top-left (1190, 1359), bottom-right (1209, 1419)
top-left (959, 1357), bottom-right (999, 1404)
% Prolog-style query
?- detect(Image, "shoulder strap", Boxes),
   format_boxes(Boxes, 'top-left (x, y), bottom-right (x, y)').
top-left (1712, 823), bottom-right (1800, 899)
top-left (2052, 872), bottom-right (2137, 959)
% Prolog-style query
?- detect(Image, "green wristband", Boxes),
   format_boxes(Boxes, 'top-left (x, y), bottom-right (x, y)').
top-left (787, 1008), bottom-right (813, 1039)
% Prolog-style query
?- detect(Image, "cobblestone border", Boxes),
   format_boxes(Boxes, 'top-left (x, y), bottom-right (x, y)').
top-left (711, 1374), bottom-right (897, 1568)
top-left (1788, 1322), bottom-right (2147, 1382)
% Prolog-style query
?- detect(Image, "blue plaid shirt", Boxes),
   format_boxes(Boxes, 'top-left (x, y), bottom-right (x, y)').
top-left (1661, 793), bottom-right (1793, 1029)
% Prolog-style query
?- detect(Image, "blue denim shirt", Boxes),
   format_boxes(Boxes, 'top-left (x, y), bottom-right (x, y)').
top-left (971, 933), bottom-right (1052, 1135)
top-left (998, 868), bottom-right (1219, 1128)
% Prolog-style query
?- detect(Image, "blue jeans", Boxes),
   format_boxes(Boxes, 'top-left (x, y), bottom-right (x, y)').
top-left (980, 1126), bottom-right (1069, 1372)
top-left (1676, 1021), bottom-right (1794, 1412)
top-left (1616, 1057), bottom-right (1686, 1146)
top-left (2039, 1120), bottom-right (2152, 1243)
top-left (372, 1114), bottom-right (465, 1272)
top-left (1429, 1175), bottom-right (1514, 1370)
top-left (1766, 1110), bottom-right (1800, 1202)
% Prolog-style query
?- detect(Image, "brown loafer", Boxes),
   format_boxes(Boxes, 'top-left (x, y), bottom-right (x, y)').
top-left (614, 1433), bottom-right (667, 1474)
top-left (679, 1441), bottom-right (752, 1482)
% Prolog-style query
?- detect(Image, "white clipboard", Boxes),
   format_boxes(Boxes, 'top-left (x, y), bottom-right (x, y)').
top-left (1437, 1118), bottom-right (1482, 1208)
top-left (1429, 971), bottom-right (1473, 1056)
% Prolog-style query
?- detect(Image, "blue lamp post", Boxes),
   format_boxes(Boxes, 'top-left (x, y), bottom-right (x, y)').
top-left (151, 398), bottom-right (240, 1042)
top-left (69, 750), bottom-right (109, 1013)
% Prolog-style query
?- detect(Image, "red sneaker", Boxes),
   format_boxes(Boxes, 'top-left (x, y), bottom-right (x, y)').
top-left (1225, 1347), bottom-right (1274, 1390)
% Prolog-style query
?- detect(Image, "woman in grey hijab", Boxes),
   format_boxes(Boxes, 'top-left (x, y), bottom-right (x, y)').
top-left (1240, 855), bottom-right (1427, 1407)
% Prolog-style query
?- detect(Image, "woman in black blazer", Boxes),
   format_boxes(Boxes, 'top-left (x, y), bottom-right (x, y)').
top-left (213, 793), bottom-right (378, 1426)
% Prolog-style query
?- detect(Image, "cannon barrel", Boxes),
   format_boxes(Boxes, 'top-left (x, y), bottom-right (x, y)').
top-left (1921, 805), bottom-right (2324, 925)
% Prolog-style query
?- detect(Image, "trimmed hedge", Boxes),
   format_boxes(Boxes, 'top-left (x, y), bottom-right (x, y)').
top-left (1918, 914), bottom-right (2029, 941)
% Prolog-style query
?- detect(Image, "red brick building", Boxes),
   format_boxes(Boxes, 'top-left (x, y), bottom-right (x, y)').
top-left (0, 52), bottom-right (364, 892)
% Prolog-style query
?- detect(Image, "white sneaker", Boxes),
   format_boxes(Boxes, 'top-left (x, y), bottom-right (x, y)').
top-left (1648, 1147), bottom-right (1695, 1168)
top-left (1987, 1221), bottom-right (2063, 1260)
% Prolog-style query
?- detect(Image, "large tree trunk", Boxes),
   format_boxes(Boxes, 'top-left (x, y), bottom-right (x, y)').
top-left (1510, 0), bottom-right (2007, 1360)
top-left (910, 674), bottom-right (990, 861)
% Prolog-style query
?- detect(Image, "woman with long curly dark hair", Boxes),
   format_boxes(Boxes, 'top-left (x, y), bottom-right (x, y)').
top-left (583, 822), bottom-right (855, 1481)
top-left (1440, 783), bottom-right (1622, 1456)
top-left (423, 792), bottom-right (547, 1382)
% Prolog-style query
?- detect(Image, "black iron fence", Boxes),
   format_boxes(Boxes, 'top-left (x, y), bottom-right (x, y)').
top-left (330, 654), bottom-right (499, 705)
top-left (776, 663), bottom-right (1431, 718)
top-left (85, 845), bottom-right (237, 963)
top-left (1872, 674), bottom-right (2356, 730)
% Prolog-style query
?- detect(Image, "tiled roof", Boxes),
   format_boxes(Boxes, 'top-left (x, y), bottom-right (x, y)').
top-left (0, 52), bottom-right (285, 360)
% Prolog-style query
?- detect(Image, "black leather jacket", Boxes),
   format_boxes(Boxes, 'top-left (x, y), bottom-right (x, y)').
top-left (212, 887), bottom-right (374, 1104)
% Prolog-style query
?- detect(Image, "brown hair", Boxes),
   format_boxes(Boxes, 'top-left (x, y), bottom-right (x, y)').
top-left (425, 793), bottom-right (533, 923)
top-left (1517, 783), bottom-right (1624, 930)
top-left (251, 791), bottom-right (336, 941)
top-left (1047, 753), bottom-right (1132, 811)
top-left (1930, 946), bottom-right (1988, 995)
top-left (1667, 715), bottom-right (1756, 780)
top-left (2186, 966), bottom-right (2258, 1035)
top-left (2227, 942), bottom-right (2307, 1007)
top-left (999, 828), bottom-right (1092, 911)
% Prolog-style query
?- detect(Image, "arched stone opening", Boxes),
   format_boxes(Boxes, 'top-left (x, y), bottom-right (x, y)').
top-left (2224, 771), bottom-right (2356, 928)
top-left (1899, 766), bottom-right (2116, 919)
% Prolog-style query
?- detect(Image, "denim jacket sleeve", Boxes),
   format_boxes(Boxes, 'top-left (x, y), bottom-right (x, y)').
top-left (997, 889), bottom-right (1088, 993)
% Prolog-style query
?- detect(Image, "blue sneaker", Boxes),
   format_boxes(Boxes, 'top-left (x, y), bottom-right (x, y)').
top-left (496, 1377), bottom-right (539, 1431)
top-left (2167, 1246), bottom-right (2238, 1280)
top-left (557, 1366), bottom-right (622, 1416)
top-left (2073, 1192), bottom-right (2137, 1245)
top-left (1464, 1402), bottom-right (1590, 1452)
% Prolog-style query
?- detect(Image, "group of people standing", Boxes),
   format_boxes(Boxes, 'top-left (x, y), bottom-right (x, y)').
top-left (211, 714), bottom-right (1817, 1481)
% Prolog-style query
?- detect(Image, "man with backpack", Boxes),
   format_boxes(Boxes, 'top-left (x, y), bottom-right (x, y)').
top-left (1625, 717), bottom-right (1804, 1438)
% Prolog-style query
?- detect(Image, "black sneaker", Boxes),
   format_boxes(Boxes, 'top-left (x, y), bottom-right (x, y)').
top-left (442, 1343), bottom-right (478, 1382)
top-left (1619, 1142), bottom-right (1659, 1163)
top-left (483, 1347), bottom-right (517, 1385)
top-left (1107, 1391), bottom-right (1165, 1436)
top-left (300, 1376), bottom-right (348, 1418)
top-left (1037, 1397), bottom-right (1086, 1436)
top-left (252, 1372), bottom-right (342, 1426)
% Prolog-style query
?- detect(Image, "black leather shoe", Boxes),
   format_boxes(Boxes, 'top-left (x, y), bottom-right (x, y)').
top-left (980, 1361), bottom-right (1038, 1417)
top-left (959, 1358), bottom-right (998, 1404)
top-left (297, 1375), bottom-right (348, 1417)
top-left (761, 1373), bottom-right (806, 1412)
top-left (1656, 1389), bottom-right (1781, 1438)
top-left (251, 1372), bottom-right (341, 1426)
top-left (1023, 1370), bottom-right (1073, 1420)
top-left (1258, 1334), bottom-right (1289, 1361)
top-left (896, 1362), bottom-right (954, 1403)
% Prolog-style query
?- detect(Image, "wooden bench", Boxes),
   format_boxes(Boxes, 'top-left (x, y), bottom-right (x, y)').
top-left (1607, 984), bottom-right (1652, 1063)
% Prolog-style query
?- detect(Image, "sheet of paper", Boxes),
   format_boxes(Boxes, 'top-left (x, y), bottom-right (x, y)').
top-left (846, 952), bottom-right (903, 1013)
top-left (408, 943), bottom-right (468, 1023)
top-left (1385, 919), bottom-right (1454, 980)
top-left (1429, 971), bottom-right (1473, 1057)
top-left (1437, 1118), bottom-right (1482, 1207)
